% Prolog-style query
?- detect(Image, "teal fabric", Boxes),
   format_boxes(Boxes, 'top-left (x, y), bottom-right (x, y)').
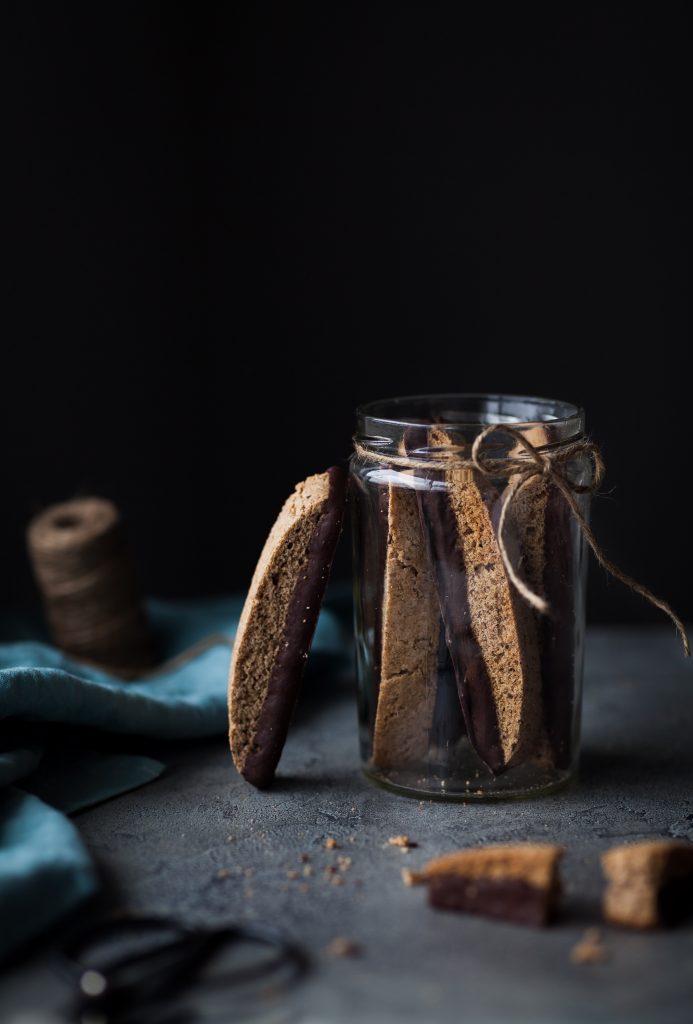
top-left (0, 788), bottom-right (98, 961)
top-left (0, 595), bottom-right (349, 963)
top-left (0, 597), bottom-right (244, 738)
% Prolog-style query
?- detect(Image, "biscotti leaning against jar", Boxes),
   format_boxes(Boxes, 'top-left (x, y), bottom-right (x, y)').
top-left (350, 393), bottom-right (688, 801)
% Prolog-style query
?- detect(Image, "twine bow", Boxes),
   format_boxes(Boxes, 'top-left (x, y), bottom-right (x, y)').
top-left (470, 424), bottom-right (690, 656)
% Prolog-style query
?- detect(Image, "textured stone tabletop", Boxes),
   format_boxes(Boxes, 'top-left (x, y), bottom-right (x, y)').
top-left (2, 626), bottom-right (693, 1023)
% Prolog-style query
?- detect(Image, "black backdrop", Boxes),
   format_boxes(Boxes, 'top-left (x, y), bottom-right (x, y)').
top-left (2, 2), bottom-right (690, 623)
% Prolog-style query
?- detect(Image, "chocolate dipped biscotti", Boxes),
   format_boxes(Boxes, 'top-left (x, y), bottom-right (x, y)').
top-left (410, 426), bottom-right (541, 773)
top-left (372, 481), bottom-right (439, 768)
top-left (412, 844), bottom-right (564, 926)
top-left (229, 468), bottom-right (346, 788)
top-left (506, 474), bottom-right (577, 769)
top-left (601, 840), bottom-right (693, 929)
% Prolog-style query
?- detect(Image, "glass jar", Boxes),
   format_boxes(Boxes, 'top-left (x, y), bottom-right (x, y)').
top-left (350, 394), bottom-right (590, 800)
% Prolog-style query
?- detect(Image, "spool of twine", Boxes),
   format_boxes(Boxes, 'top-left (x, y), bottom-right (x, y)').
top-left (26, 497), bottom-right (156, 677)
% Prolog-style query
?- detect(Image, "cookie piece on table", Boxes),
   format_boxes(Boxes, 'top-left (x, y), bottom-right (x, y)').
top-left (601, 840), bottom-right (693, 929)
top-left (415, 844), bottom-right (564, 926)
top-left (412, 426), bottom-right (542, 773)
top-left (372, 481), bottom-right (439, 768)
top-left (228, 468), bottom-right (347, 788)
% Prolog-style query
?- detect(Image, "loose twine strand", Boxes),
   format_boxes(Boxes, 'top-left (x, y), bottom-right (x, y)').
top-left (356, 425), bottom-right (690, 656)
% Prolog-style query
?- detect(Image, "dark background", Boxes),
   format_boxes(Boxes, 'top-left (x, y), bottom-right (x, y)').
top-left (2, 2), bottom-right (690, 623)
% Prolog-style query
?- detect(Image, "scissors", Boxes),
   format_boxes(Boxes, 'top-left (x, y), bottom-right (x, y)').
top-left (59, 915), bottom-right (309, 1024)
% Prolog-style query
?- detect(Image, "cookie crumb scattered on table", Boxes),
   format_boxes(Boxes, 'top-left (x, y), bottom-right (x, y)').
top-left (388, 835), bottom-right (417, 849)
top-left (324, 837), bottom-right (339, 849)
top-left (571, 928), bottom-right (609, 965)
top-left (326, 937), bottom-right (361, 957)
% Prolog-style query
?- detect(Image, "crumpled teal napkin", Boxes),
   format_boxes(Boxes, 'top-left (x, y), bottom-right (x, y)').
top-left (0, 595), bottom-right (349, 962)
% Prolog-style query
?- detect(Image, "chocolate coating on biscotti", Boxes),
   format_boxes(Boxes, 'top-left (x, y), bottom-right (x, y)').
top-left (428, 875), bottom-right (557, 926)
top-left (540, 487), bottom-right (577, 767)
top-left (420, 843), bottom-right (563, 926)
top-left (421, 476), bottom-right (505, 771)
top-left (229, 467), bottom-right (346, 788)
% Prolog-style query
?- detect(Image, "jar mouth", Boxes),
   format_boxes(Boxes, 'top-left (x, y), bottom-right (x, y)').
top-left (355, 393), bottom-right (585, 456)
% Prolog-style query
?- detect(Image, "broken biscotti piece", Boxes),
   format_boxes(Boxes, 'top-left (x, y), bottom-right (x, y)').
top-left (372, 482), bottom-right (439, 768)
top-left (601, 840), bottom-right (693, 929)
top-left (228, 468), bottom-right (347, 788)
top-left (413, 426), bottom-right (542, 773)
top-left (414, 844), bottom-right (564, 926)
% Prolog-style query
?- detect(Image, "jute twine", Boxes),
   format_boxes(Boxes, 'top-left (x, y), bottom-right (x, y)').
top-left (355, 423), bottom-right (689, 656)
top-left (26, 497), bottom-right (156, 677)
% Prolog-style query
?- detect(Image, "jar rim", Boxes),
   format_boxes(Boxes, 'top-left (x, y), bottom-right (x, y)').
top-left (355, 393), bottom-right (585, 454)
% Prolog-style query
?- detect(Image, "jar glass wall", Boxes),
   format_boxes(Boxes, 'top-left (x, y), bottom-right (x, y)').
top-left (350, 394), bottom-right (590, 800)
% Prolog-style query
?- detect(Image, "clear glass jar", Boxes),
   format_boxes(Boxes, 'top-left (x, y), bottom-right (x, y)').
top-left (350, 394), bottom-right (590, 800)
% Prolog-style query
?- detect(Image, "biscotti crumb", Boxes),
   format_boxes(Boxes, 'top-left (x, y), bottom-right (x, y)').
top-left (216, 868), bottom-right (231, 879)
top-left (302, 865), bottom-right (314, 877)
top-left (331, 875), bottom-right (344, 887)
top-left (286, 869), bottom-right (300, 880)
top-left (324, 837), bottom-right (339, 849)
top-left (402, 867), bottom-right (426, 887)
top-left (388, 835), bottom-right (417, 849)
top-left (337, 856), bottom-right (352, 872)
top-left (326, 937), bottom-right (361, 957)
top-left (570, 928), bottom-right (609, 965)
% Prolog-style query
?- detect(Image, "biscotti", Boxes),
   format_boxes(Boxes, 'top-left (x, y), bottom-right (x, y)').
top-left (507, 475), bottom-right (577, 768)
top-left (601, 840), bottom-right (693, 929)
top-left (228, 468), bottom-right (347, 788)
top-left (411, 426), bottom-right (542, 772)
top-left (413, 844), bottom-right (564, 926)
top-left (372, 481), bottom-right (439, 768)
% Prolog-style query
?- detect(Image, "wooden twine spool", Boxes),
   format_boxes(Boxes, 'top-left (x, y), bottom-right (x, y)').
top-left (26, 497), bottom-right (155, 677)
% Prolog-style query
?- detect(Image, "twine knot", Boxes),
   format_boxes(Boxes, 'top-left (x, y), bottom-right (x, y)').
top-left (470, 424), bottom-right (689, 656)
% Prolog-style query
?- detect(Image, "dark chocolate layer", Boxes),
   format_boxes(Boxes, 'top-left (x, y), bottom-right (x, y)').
top-left (427, 616), bottom-right (467, 765)
top-left (657, 876), bottom-right (693, 927)
top-left (540, 488), bottom-right (577, 769)
top-left (243, 466), bottom-right (347, 788)
top-left (428, 874), bottom-right (557, 926)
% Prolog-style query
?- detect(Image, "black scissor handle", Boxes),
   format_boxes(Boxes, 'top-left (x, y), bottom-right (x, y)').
top-left (63, 915), bottom-right (309, 1022)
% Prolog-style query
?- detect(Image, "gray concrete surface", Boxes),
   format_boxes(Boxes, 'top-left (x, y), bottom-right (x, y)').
top-left (2, 625), bottom-right (693, 1023)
